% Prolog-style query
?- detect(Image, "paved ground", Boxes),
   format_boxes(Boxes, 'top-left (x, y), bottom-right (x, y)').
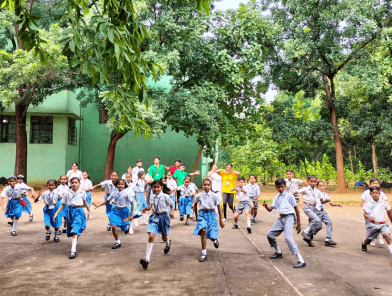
top-left (1, 191), bottom-right (392, 296)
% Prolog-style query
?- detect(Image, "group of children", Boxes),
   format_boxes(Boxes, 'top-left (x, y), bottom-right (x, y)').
top-left (1, 162), bottom-right (392, 270)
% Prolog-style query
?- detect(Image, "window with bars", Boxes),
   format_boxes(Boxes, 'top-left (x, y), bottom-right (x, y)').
top-left (68, 118), bottom-right (77, 146)
top-left (0, 115), bottom-right (16, 143)
top-left (30, 116), bottom-right (53, 144)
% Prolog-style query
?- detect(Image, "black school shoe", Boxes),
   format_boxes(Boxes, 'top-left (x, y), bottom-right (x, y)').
top-left (185, 221), bottom-right (190, 226)
top-left (29, 215), bottom-right (33, 222)
top-left (293, 262), bottom-right (306, 268)
top-left (180, 216), bottom-right (184, 221)
top-left (199, 255), bottom-right (207, 262)
top-left (54, 236), bottom-right (60, 242)
top-left (303, 238), bottom-right (314, 247)
top-left (232, 224), bottom-right (239, 229)
top-left (106, 224), bottom-right (111, 231)
top-left (69, 252), bottom-right (78, 259)
top-left (213, 239), bottom-right (219, 248)
top-left (325, 240), bottom-right (337, 247)
top-left (247, 227), bottom-right (251, 234)
top-left (11, 231), bottom-right (17, 236)
top-left (45, 231), bottom-right (51, 241)
top-left (270, 252), bottom-right (283, 259)
top-left (164, 239), bottom-right (171, 254)
top-left (140, 259), bottom-right (149, 270)
top-left (112, 243), bottom-right (121, 249)
top-left (62, 229), bottom-right (67, 233)
top-left (57, 230), bottom-right (62, 236)
top-left (362, 242), bottom-right (367, 252)
top-left (124, 224), bottom-right (130, 235)
top-left (8, 221), bottom-right (13, 225)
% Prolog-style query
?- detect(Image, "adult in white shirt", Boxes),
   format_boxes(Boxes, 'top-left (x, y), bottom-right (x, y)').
top-left (206, 163), bottom-right (223, 203)
top-left (66, 162), bottom-right (83, 186)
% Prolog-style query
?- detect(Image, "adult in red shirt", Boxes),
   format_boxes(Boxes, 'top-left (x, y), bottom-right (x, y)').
top-left (164, 159), bottom-right (181, 210)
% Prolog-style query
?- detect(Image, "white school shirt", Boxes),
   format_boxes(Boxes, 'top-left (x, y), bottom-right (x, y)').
top-left (315, 191), bottom-right (332, 211)
top-left (62, 189), bottom-right (87, 207)
top-left (66, 170), bottom-right (83, 186)
top-left (100, 180), bottom-right (116, 195)
top-left (126, 183), bottom-right (136, 198)
top-left (360, 189), bottom-right (388, 204)
top-left (106, 189), bottom-right (133, 208)
top-left (298, 186), bottom-right (319, 205)
top-left (56, 184), bottom-right (70, 199)
top-left (285, 178), bottom-right (303, 195)
top-left (194, 190), bottom-right (220, 210)
top-left (133, 179), bottom-right (145, 193)
top-left (178, 185), bottom-right (196, 197)
top-left (208, 172), bottom-right (223, 193)
top-left (17, 182), bottom-right (31, 195)
top-left (0, 185), bottom-right (29, 200)
top-left (166, 178), bottom-right (177, 192)
top-left (39, 190), bottom-right (60, 207)
top-left (80, 179), bottom-right (93, 191)
top-left (235, 186), bottom-right (249, 202)
top-left (150, 192), bottom-right (173, 213)
top-left (363, 200), bottom-right (391, 223)
top-left (132, 167), bottom-right (144, 184)
top-left (190, 182), bottom-right (198, 192)
top-left (271, 191), bottom-right (297, 215)
top-left (246, 183), bottom-right (260, 198)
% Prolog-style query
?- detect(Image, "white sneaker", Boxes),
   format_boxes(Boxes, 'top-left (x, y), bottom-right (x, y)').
top-left (89, 214), bottom-right (92, 219)
top-left (370, 239), bottom-right (376, 246)
top-left (128, 229), bottom-right (134, 235)
top-left (378, 233), bottom-right (384, 244)
top-left (222, 218), bottom-right (226, 222)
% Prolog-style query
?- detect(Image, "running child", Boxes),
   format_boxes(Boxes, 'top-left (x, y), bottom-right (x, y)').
top-left (133, 170), bottom-right (148, 225)
top-left (132, 159), bottom-right (144, 184)
top-left (173, 164), bottom-right (200, 205)
top-left (34, 179), bottom-right (62, 242)
top-left (231, 177), bottom-right (252, 234)
top-left (362, 186), bottom-right (392, 256)
top-left (53, 177), bottom-right (91, 259)
top-left (193, 179), bottom-right (224, 262)
top-left (16, 175), bottom-right (36, 222)
top-left (56, 175), bottom-right (70, 235)
top-left (262, 178), bottom-right (306, 268)
top-left (125, 174), bottom-right (140, 235)
top-left (94, 179), bottom-right (134, 249)
top-left (81, 172), bottom-right (93, 218)
top-left (91, 171), bottom-right (118, 231)
top-left (140, 180), bottom-right (174, 270)
top-left (166, 171), bottom-right (177, 212)
top-left (0, 175), bottom-right (31, 236)
top-left (178, 176), bottom-right (197, 225)
top-left (285, 170), bottom-right (306, 203)
top-left (189, 178), bottom-right (199, 220)
top-left (313, 180), bottom-right (342, 246)
top-left (246, 175), bottom-right (261, 223)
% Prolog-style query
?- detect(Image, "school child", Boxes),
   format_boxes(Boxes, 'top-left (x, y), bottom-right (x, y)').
top-left (34, 179), bottom-right (62, 242)
top-left (262, 178), bottom-right (306, 268)
top-left (178, 176), bottom-right (197, 225)
top-left (173, 164), bottom-right (200, 205)
top-left (189, 179), bottom-right (199, 220)
top-left (140, 180), bottom-right (174, 270)
top-left (66, 162), bottom-right (83, 186)
top-left (56, 175), bottom-right (70, 235)
top-left (145, 170), bottom-right (153, 205)
top-left (91, 172), bottom-right (118, 231)
top-left (95, 179), bottom-right (134, 248)
top-left (231, 177), bottom-right (252, 234)
top-left (16, 175), bottom-right (36, 222)
top-left (166, 171), bottom-right (177, 212)
top-left (125, 175), bottom-right (140, 235)
top-left (81, 172), bottom-right (93, 218)
top-left (295, 175), bottom-right (322, 247)
top-left (246, 175), bottom-right (261, 223)
top-left (132, 159), bottom-right (144, 184)
top-left (122, 166), bottom-right (133, 180)
top-left (285, 170), bottom-right (306, 203)
top-left (193, 179), bottom-right (224, 262)
top-left (362, 186), bottom-right (392, 255)
top-left (360, 177), bottom-right (389, 246)
top-left (53, 177), bottom-right (91, 259)
top-left (206, 163), bottom-right (223, 213)
top-left (313, 180), bottom-right (342, 246)
top-left (133, 171), bottom-right (148, 225)
top-left (0, 176), bottom-right (31, 236)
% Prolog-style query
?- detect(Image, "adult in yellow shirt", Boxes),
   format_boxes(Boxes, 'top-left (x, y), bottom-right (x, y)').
top-left (218, 164), bottom-right (240, 221)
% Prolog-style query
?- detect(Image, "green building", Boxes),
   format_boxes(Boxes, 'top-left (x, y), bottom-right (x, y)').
top-left (0, 80), bottom-right (204, 185)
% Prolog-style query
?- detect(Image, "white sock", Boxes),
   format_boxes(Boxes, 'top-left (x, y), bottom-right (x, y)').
top-left (235, 222), bottom-right (238, 226)
top-left (165, 238), bottom-right (170, 246)
top-left (146, 242), bottom-right (153, 261)
top-left (135, 219), bottom-right (139, 226)
top-left (12, 220), bottom-right (19, 231)
top-left (251, 215), bottom-right (254, 219)
top-left (54, 230), bottom-right (58, 238)
top-left (296, 253), bottom-right (304, 263)
top-left (141, 214), bottom-right (146, 223)
top-left (191, 210), bottom-right (194, 218)
top-left (130, 221), bottom-right (134, 232)
top-left (71, 238), bottom-right (77, 253)
top-left (275, 246), bottom-right (282, 253)
top-left (202, 249), bottom-right (207, 256)
top-left (247, 220), bottom-right (251, 228)
top-left (325, 238), bottom-right (330, 242)
top-left (116, 240), bottom-right (121, 244)
top-left (388, 244), bottom-right (392, 255)
top-left (29, 212), bottom-right (32, 216)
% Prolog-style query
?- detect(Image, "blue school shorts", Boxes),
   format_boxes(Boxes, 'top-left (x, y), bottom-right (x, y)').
top-left (110, 207), bottom-right (130, 231)
top-left (193, 210), bottom-right (219, 239)
top-left (179, 196), bottom-right (192, 216)
top-left (43, 205), bottom-right (62, 228)
top-left (66, 207), bottom-right (87, 237)
top-left (147, 213), bottom-right (171, 236)
top-left (5, 199), bottom-right (23, 218)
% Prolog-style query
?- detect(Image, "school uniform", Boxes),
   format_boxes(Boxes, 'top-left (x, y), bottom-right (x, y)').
top-left (62, 189), bottom-right (87, 237)
top-left (145, 174), bottom-right (153, 204)
top-left (107, 189), bottom-right (133, 231)
top-left (313, 191), bottom-right (333, 239)
top-left (100, 180), bottom-right (117, 216)
top-left (80, 179), bottom-right (93, 207)
top-left (132, 167), bottom-right (144, 184)
top-left (1, 185), bottom-right (29, 218)
top-left (298, 186), bottom-right (322, 235)
top-left (55, 184), bottom-right (71, 219)
top-left (208, 172), bottom-right (223, 203)
top-left (178, 185), bottom-right (196, 216)
top-left (267, 192), bottom-right (300, 255)
top-left (285, 178), bottom-right (303, 203)
top-left (246, 183), bottom-right (260, 209)
top-left (166, 178), bottom-right (177, 209)
top-left (193, 191), bottom-right (220, 239)
top-left (39, 190), bottom-right (62, 228)
top-left (126, 183), bottom-right (141, 219)
top-left (17, 182), bottom-right (32, 214)
top-left (134, 179), bottom-right (148, 211)
top-left (235, 187), bottom-right (251, 214)
top-left (363, 199), bottom-right (391, 239)
top-left (147, 192), bottom-right (173, 236)
top-left (66, 170), bottom-right (83, 186)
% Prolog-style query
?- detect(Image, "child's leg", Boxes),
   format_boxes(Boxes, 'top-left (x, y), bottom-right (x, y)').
top-left (71, 233), bottom-right (78, 254)
top-left (283, 215), bottom-right (305, 264)
top-left (254, 208), bottom-right (258, 219)
top-left (228, 194), bottom-right (235, 212)
top-left (324, 213), bottom-right (333, 240)
top-left (200, 229), bottom-right (207, 258)
top-left (146, 233), bottom-right (156, 261)
top-left (234, 213), bottom-right (240, 223)
top-left (303, 206), bottom-right (321, 237)
top-left (12, 217), bottom-right (19, 233)
top-left (267, 218), bottom-right (284, 254)
top-left (382, 234), bottom-right (392, 255)
top-left (244, 209), bottom-right (251, 229)
top-left (250, 204), bottom-right (254, 219)
top-left (112, 225), bottom-right (119, 241)
top-left (222, 193), bottom-right (228, 219)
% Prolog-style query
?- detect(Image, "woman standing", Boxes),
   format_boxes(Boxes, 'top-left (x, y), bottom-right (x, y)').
top-left (66, 163), bottom-right (83, 186)
top-left (206, 164), bottom-right (223, 214)
top-left (216, 164), bottom-right (240, 221)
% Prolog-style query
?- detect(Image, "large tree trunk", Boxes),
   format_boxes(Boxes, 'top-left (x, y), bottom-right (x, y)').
top-left (349, 149), bottom-right (354, 175)
top-left (191, 145), bottom-right (204, 182)
top-left (325, 76), bottom-right (347, 193)
top-left (372, 142), bottom-right (378, 177)
top-left (14, 102), bottom-right (28, 180)
top-left (104, 132), bottom-right (126, 180)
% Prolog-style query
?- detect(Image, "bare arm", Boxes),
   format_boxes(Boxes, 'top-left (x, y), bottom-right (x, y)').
top-left (94, 200), bottom-right (109, 209)
top-left (91, 184), bottom-right (101, 191)
top-left (387, 209), bottom-right (392, 224)
top-left (262, 201), bottom-right (274, 212)
top-left (189, 170), bottom-right (201, 176)
top-left (217, 204), bottom-right (225, 228)
top-left (169, 204), bottom-right (174, 218)
top-left (364, 211), bottom-right (375, 223)
top-left (53, 204), bottom-right (66, 220)
top-left (34, 191), bottom-right (42, 203)
top-left (83, 200), bottom-right (91, 219)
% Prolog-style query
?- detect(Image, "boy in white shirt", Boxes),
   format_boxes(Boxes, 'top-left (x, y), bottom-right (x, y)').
top-left (231, 177), bottom-right (252, 234)
top-left (285, 170), bottom-right (306, 203)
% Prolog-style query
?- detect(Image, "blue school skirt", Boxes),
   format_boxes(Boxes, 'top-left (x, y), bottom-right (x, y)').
top-left (170, 194), bottom-right (176, 209)
top-left (57, 200), bottom-right (68, 220)
top-left (110, 207), bottom-right (130, 231)
top-left (66, 207), bottom-right (87, 237)
top-left (86, 192), bottom-right (92, 207)
top-left (127, 200), bottom-right (141, 219)
top-left (104, 194), bottom-right (112, 217)
top-left (43, 205), bottom-right (62, 228)
top-left (136, 192), bottom-right (148, 212)
top-left (193, 211), bottom-right (219, 239)
top-left (179, 196), bottom-right (192, 216)
top-left (5, 199), bottom-right (23, 218)
top-left (22, 196), bottom-right (32, 213)
top-left (147, 213), bottom-right (171, 236)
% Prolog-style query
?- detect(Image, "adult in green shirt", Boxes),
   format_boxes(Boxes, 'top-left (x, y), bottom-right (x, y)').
top-left (148, 156), bottom-right (167, 181)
